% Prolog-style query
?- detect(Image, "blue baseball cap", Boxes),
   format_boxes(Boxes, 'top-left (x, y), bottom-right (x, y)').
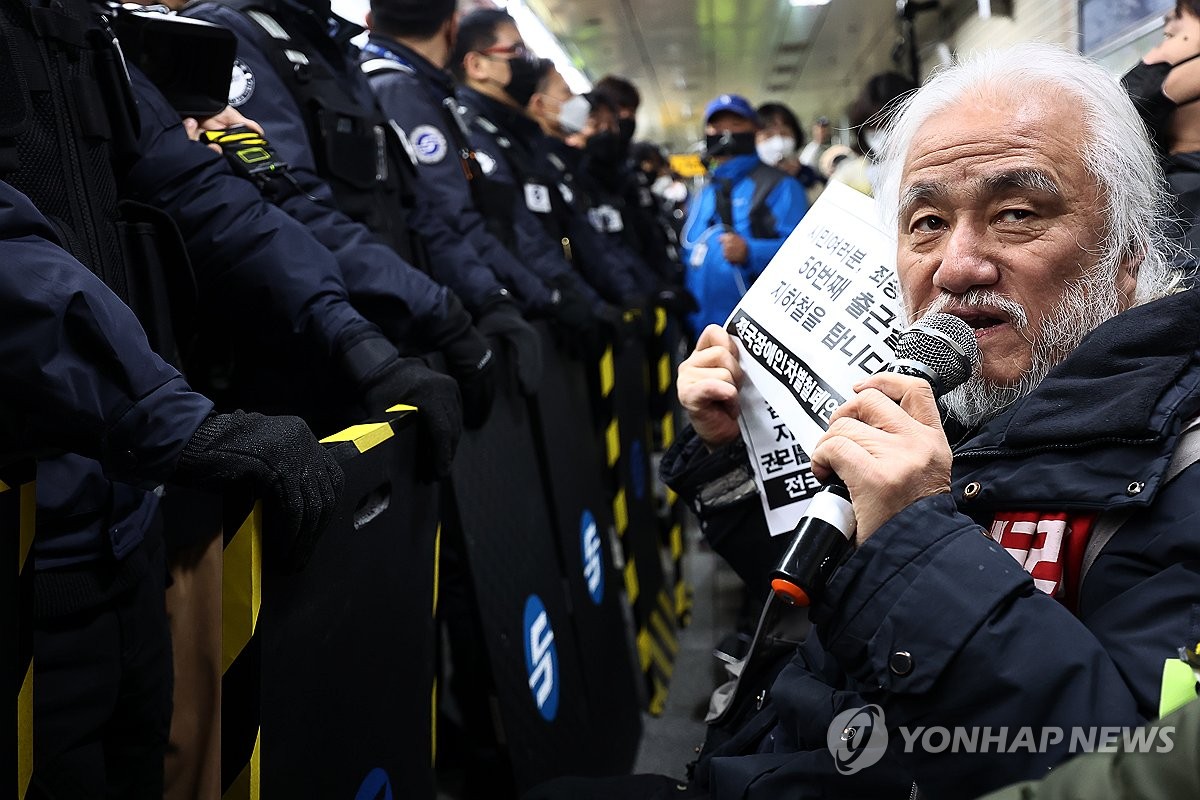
top-left (704, 94), bottom-right (758, 124)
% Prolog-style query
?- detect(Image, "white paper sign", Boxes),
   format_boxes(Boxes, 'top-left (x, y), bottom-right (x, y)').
top-left (728, 181), bottom-right (902, 536)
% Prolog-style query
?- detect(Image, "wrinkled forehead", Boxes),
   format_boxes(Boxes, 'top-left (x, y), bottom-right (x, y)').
top-left (898, 85), bottom-right (1096, 199)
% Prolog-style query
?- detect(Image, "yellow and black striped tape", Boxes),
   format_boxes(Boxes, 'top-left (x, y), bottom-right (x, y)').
top-left (221, 500), bottom-right (262, 800)
top-left (221, 414), bottom-right (411, 798)
top-left (634, 588), bottom-right (680, 716)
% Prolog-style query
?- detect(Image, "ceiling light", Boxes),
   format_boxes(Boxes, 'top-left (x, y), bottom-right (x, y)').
top-left (789, 0), bottom-right (831, 6)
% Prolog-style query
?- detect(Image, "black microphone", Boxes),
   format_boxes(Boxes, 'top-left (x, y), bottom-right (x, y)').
top-left (769, 312), bottom-right (979, 607)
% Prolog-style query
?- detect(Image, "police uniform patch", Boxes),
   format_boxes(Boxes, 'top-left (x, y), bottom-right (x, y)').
top-left (475, 150), bottom-right (497, 175)
top-left (229, 59), bottom-right (255, 107)
top-left (410, 125), bottom-right (448, 165)
top-left (525, 183), bottom-right (552, 214)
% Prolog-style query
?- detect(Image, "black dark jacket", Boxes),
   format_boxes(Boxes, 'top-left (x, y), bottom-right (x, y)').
top-left (663, 289), bottom-right (1200, 799)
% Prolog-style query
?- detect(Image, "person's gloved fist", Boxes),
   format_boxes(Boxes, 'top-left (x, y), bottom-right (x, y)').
top-left (476, 300), bottom-right (543, 395)
top-left (549, 281), bottom-right (599, 341)
top-left (174, 411), bottom-right (344, 573)
top-left (429, 293), bottom-right (497, 428)
top-left (441, 326), bottom-right (496, 429)
top-left (363, 357), bottom-right (462, 480)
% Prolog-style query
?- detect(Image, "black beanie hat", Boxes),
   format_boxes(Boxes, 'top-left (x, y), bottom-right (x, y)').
top-left (370, 0), bottom-right (457, 38)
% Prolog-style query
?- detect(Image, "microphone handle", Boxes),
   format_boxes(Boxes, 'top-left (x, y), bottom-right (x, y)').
top-left (769, 479), bottom-right (855, 607)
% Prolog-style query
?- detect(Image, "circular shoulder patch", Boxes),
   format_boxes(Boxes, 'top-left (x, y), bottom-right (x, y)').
top-left (229, 59), bottom-right (255, 107)
top-left (475, 150), bottom-right (497, 176)
top-left (410, 125), bottom-right (448, 165)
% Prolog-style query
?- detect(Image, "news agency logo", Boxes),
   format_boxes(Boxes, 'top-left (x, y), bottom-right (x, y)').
top-left (523, 595), bottom-right (560, 721)
top-left (826, 704), bottom-right (1178, 774)
top-left (827, 705), bottom-right (889, 775)
top-left (580, 510), bottom-right (604, 605)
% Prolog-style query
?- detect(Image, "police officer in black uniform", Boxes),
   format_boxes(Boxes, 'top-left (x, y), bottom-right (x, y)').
top-left (181, 0), bottom-right (565, 395)
top-left (357, 0), bottom-right (604, 366)
top-left (525, 67), bottom-right (658, 306)
top-left (593, 75), bottom-right (692, 319)
top-left (0, 175), bottom-right (344, 799)
top-left (352, 0), bottom-right (600, 357)
top-left (0, 0), bottom-right (461, 792)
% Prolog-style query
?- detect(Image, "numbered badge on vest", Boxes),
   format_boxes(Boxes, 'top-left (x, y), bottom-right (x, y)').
top-left (588, 204), bottom-right (624, 233)
top-left (525, 182), bottom-right (552, 214)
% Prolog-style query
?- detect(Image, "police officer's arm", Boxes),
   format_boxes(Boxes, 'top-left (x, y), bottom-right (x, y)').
top-left (368, 73), bottom-right (556, 312)
top-left (121, 67), bottom-right (396, 384)
top-left (1, 178), bottom-right (343, 558)
top-left (742, 175), bottom-right (809, 279)
top-left (0, 179), bottom-right (212, 479)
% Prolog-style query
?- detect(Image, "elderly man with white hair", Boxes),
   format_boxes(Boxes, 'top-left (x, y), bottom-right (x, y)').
top-left (527, 41), bottom-right (1200, 800)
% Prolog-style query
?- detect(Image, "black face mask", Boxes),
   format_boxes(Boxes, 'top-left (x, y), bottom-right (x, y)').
top-left (586, 130), bottom-right (624, 168)
top-left (1122, 53), bottom-right (1200, 154)
top-left (704, 131), bottom-right (756, 160)
top-left (618, 116), bottom-right (636, 146)
top-left (503, 54), bottom-right (541, 107)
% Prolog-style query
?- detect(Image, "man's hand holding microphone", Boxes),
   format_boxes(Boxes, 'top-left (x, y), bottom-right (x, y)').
top-left (678, 313), bottom-right (976, 606)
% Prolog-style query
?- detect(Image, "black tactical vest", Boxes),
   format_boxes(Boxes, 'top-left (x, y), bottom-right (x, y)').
top-left (0, 0), bottom-right (132, 300)
top-left (201, 0), bottom-right (424, 265)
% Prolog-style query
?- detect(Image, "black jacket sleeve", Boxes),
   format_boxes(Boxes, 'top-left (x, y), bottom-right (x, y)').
top-left (0, 179), bottom-right (213, 482)
top-left (120, 66), bottom-right (385, 369)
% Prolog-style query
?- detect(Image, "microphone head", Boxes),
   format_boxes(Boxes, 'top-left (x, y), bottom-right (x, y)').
top-left (895, 312), bottom-right (979, 395)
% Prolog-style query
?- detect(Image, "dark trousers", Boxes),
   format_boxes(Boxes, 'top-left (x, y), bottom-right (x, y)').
top-left (29, 550), bottom-right (172, 800)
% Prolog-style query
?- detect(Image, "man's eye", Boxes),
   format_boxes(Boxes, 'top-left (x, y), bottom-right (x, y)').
top-left (912, 215), bottom-right (945, 233)
top-left (997, 208), bottom-right (1034, 222)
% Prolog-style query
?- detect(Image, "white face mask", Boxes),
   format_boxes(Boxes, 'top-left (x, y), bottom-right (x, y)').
top-left (557, 94), bottom-right (592, 134)
top-left (756, 134), bottom-right (796, 165)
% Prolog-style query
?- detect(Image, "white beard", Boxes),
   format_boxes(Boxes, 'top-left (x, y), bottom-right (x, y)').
top-left (924, 262), bottom-right (1123, 429)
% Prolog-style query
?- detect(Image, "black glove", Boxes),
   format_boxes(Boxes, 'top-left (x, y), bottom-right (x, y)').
top-left (363, 356), bottom-right (462, 480)
top-left (174, 411), bottom-right (344, 573)
top-left (548, 280), bottom-right (600, 342)
top-left (476, 300), bottom-right (544, 395)
top-left (432, 294), bottom-right (497, 429)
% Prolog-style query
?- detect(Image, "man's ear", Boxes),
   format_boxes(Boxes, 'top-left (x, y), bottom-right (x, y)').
top-left (463, 51), bottom-right (485, 81)
top-left (1117, 249), bottom-right (1145, 309)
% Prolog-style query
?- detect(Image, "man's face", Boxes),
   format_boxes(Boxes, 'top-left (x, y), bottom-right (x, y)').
top-left (529, 69), bottom-right (572, 133)
top-left (705, 111), bottom-right (756, 138)
top-left (896, 89), bottom-right (1136, 389)
top-left (466, 22), bottom-right (526, 95)
top-left (583, 104), bottom-right (618, 138)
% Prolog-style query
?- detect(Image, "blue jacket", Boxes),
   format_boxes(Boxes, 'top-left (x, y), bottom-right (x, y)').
top-left (183, 0), bottom-right (556, 315)
top-left (662, 288), bottom-right (1200, 799)
top-left (680, 155), bottom-right (808, 334)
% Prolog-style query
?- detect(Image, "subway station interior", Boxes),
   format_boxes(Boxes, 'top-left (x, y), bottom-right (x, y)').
top-left (5, 0), bottom-right (1200, 799)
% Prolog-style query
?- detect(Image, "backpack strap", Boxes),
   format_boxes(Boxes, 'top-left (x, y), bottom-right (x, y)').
top-left (747, 162), bottom-right (786, 239)
top-left (1080, 417), bottom-right (1200, 589)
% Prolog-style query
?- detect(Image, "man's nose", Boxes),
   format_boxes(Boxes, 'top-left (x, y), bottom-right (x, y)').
top-left (931, 222), bottom-right (1000, 295)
